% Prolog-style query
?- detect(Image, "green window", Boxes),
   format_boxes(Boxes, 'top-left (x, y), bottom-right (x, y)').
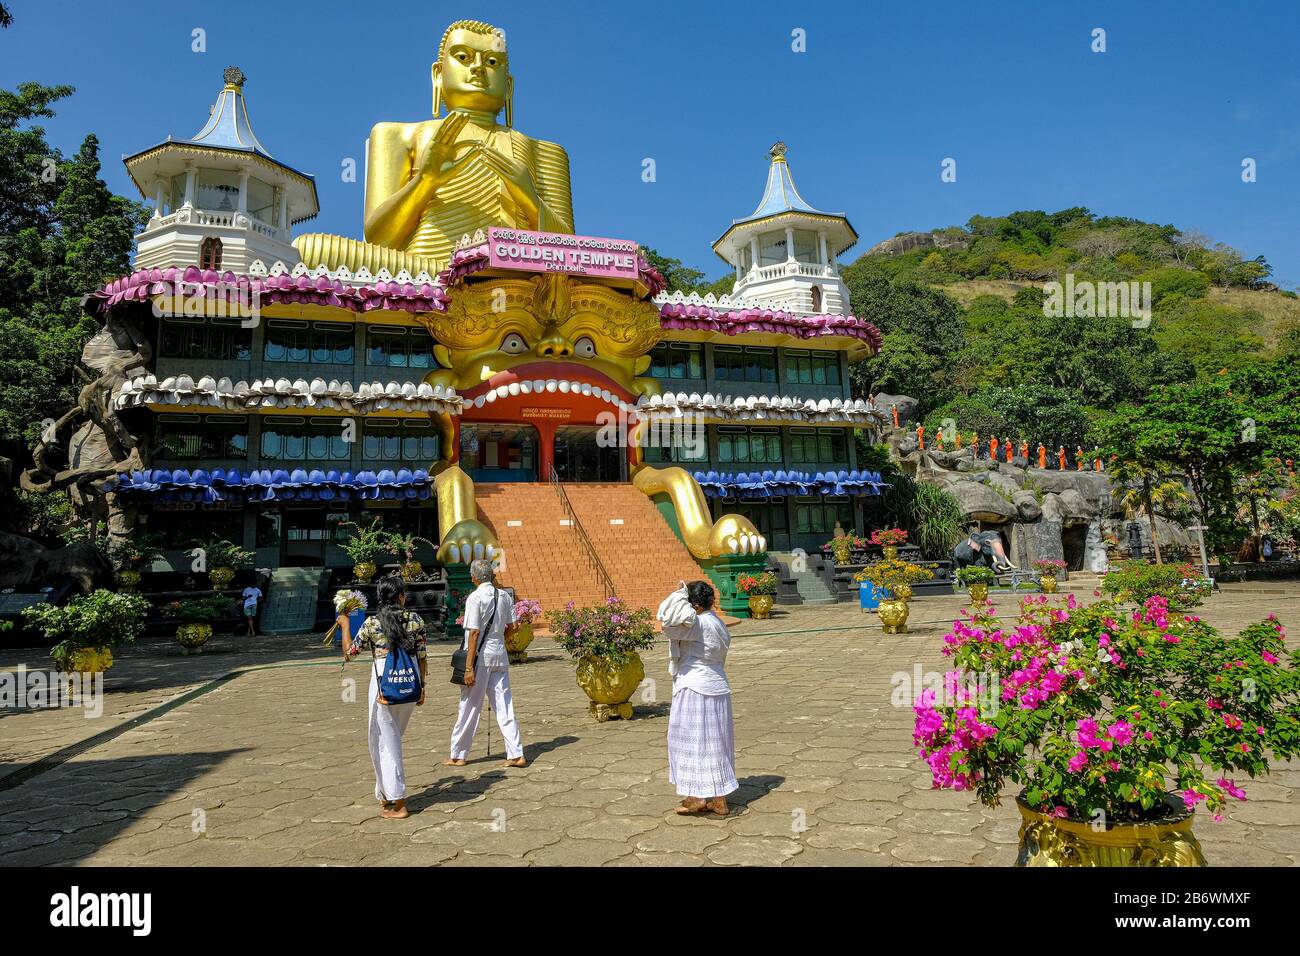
top-left (260, 418), bottom-right (350, 462)
top-left (716, 427), bottom-right (782, 464)
top-left (159, 319), bottom-right (251, 362)
top-left (789, 429), bottom-right (848, 465)
top-left (784, 349), bottom-right (841, 386)
top-left (648, 343), bottom-right (704, 380)
top-left (264, 322), bottom-right (353, 364)
top-left (155, 415), bottom-right (248, 460)
top-left (713, 346), bottom-right (777, 384)
top-left (794, 498), bottom-right (854, 535)
top-left (366, 326), bottom-right (433, 369)
top-left (363, 420), bottom-right (441, 464)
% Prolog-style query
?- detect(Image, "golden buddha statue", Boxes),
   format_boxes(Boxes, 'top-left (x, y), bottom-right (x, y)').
top-left (294, 19), bottom-right (574, 274)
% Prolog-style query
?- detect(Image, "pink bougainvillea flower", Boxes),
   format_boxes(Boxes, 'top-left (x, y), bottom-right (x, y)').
top-left (1223, 713), bottom-right (1243, 730)
top-left (1142, 731), bottom-right (1154, 740)
top-left (1182, 789), bottom-right (1207, 810)
top-left (1261, 650), bottom-right (1279, 665)
top-left (1107, 721), bottom-right (1134, 747)
top-left (1216, 778), bottom-right (1248, 801)
top-left (1206, 698), bottom-right (1222, 710)
top-left (1067, 751), bottom-right (1089, 773)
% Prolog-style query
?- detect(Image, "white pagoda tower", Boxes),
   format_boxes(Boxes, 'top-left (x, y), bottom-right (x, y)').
top-left (122, 66), bottom-right (318, 272)
top-left (712, 142), bottom-right (857, 315)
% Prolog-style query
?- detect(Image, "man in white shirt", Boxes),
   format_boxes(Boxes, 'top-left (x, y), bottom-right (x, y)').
top-left (241, 584), bottom-right (263, 637)
top-left (443, 559), bottom-right (526, 768)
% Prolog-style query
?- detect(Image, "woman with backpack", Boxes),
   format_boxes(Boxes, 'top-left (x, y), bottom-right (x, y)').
top-left (347, 574), bottom-right (427, 819)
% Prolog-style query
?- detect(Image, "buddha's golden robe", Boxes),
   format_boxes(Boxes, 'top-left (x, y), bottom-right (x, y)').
top-left (294, 122), bottom-right (573, 276)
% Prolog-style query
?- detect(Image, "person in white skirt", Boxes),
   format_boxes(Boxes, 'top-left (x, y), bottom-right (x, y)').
top-left (443, 558), bottom-right (527, 769)
top-left (348, 575), bottom-right (427, 819)
top-left (659, 579), bottom-right (737, 816)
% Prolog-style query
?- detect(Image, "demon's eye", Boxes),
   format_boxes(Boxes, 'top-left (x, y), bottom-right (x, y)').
top-left (501, 333), bottom-right (528, 354)
top-left (574, 336), bottom-right (596, 358)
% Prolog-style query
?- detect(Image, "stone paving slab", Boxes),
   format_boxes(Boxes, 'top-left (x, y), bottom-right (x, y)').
top-left (0, 578), bottom-right (1296, 866)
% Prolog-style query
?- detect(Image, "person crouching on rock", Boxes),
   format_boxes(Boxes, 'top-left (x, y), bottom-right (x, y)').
top-left (659, 580), bottom-right (738, 816)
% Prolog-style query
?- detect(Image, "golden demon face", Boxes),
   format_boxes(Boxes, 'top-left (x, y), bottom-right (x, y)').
top-left (422, 274), bottom-right (663, 399)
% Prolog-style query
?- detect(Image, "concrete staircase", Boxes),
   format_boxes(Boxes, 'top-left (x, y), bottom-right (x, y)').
top-left (261, 567), bottom-right (328, 634)
top-left (475, 482), bottom-right (705, 614)
top-left (771, 552), bottom-right (838, 605)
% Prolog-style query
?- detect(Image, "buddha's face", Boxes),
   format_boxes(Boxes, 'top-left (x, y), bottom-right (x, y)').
top-left (438, 29), bottom-right (509, 113)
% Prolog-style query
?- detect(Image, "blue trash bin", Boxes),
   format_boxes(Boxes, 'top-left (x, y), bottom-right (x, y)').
top-left (859, 581), bottom-right (891, 610)
top-left (339, 608), bottom-right (367, 648)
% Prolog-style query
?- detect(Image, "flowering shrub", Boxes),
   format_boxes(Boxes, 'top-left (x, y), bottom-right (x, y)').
top-left (513, 598), bottom-right (542, 624)
top-left (855, 558), bottom-right (934, 589)
top-left (337, 518), bottom-right (393, 564)
top-left (1103, 560), bottom-right (1212, 610)
top-left (24, 590), bottom-right (150, 671)
top-left (737, 571), bottom-right (777, 595)
top-left (913, 595), bottom-right (1299, 823)
top-left (1031, 559), bottom-right (1068, 574)
top-left (162, 595), bottom-right (232, 624)
top-left (820, 536), bottom-right (868, 554)
top-left (870, 528), bottom-right (909, 547)
top-left (546, 597), bottom-right (656, 666)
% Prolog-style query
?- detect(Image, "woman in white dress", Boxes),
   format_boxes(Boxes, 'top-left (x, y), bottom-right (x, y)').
top-left (659, 579), bottom-right (737, 816)
top-left (346, 575), bottom-right (427, 819)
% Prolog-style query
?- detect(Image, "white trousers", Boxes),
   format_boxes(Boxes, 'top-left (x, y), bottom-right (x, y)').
top-left (368, 670), bottom-right (416, 801)
top-left (449, 665), bottom-right (522, 760)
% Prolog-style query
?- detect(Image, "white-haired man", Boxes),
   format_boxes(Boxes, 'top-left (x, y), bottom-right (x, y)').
top-left (443, 558), bottom-right (526, 768)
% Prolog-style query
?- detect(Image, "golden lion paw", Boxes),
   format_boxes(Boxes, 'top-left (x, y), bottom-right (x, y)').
top-left (709, 515), bottom-right (768, 555)
top-left (437, 519), bottom-right (501, 565)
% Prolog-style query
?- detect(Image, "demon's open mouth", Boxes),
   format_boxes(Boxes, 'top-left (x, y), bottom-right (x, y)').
top-left (460, 360), bottom-right (636, 412)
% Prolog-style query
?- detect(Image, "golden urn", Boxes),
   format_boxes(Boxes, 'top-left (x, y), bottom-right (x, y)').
top-left (65, 647), bottom-right (114, 674)
top-left (878, 598), bottom-right (909, 634)
top-left (177, 623), bottom-right (213, 655)
top-left (748, 594), bottom-right (774, 619)
top-left (506, 620), bottom-right (535, 663)
top-left (882, 545), bottom-right (899, 561)
top-left (576, 652), bottom-right (645, 721)
top-left (830, 538), bottom-right (853, 565)
top-left (892, 582), bottom-right (914, 602)
top-left (116, 569), bottom-right (142, 592)
top-left (1015, 796), bottom-right (1206, 867)
top-left (209, 567), bottom-right (235, 590)
top-left (1040, 575), bottom-right (1059, 594)
top-left (967, 582), bottom-right (989, 604)
top-left (399, 560), bottom-right (423, 582)
top-left (353, 561), bottom-right (378, 584)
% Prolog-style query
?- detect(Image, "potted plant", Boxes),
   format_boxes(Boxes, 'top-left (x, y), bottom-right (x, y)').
top-left (870, 527), bottom-right (909, 561)
top-left (197, 536), bottom-right (254, 590)
top-left (955, 565), bottom-right (996, 604)
top-left (162, 594), bottom-right (232, 655)
top-left (338, 517), bottom-right (392, 583)
top-left (857, 559), bottom-right (934, 633)
top-left (23, 590), bottom-right (150, 673)
top-left (546, 597), bottom-right (656, 721)
top-left (108, 535), bottom-right (165, 591)
top-left (389, 533), bottom-right (434, 582)
top-left (1032, 558), bottom-right (1068, 593)
top-left (915, 595), bottom-right (1299, 866)
top-left (508, 598), bottom-right (542, 663)
top-left (737, 571), bottom-right (777, 619)
top-left (1102, 560), bottom-right (1212, 610)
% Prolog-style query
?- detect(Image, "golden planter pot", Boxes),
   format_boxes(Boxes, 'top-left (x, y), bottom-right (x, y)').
top-left (209, 567), bottom-right (235, 590)
top-left (506, 620), bottom-right (535, 663)
top-left (1039, 574), bottom-right (1059, 594)
top-left (877, 598), bottom-right (909, 634)
top-left (830, 540), bottom-right (852, 565)
top-left (882, 545), bottom-right (899, 561)
top-left (747, 594), bottom-right (774, 619)
top-left (399, 560), bottom-right (423, 582)
top-left (64, 647), bottom-right (114, 674)
top-left (353, 561), bottom-right (378, 584)
top-left (575, 652), bottom-right (645, 721)
top-left (1015, 795), bottom-right (1206, 867)
top-left (967, 582), bottom-right (989, 604)
top-left (892, 583), bottom-right (913, 602)
top-left (116, 569), bottom-right (142, 592)
top-left (176, 623), bottom-right (213, 655)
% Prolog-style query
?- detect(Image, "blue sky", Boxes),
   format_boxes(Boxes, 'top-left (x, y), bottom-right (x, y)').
top-left (3, 0), bottom-right (1298, 288)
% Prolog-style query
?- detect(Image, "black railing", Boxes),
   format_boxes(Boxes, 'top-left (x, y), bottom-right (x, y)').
top-left (547, 463), bottom-right (617, 601)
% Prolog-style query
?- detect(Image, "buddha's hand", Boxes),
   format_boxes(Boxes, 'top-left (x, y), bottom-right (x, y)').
top-left (476, 145), bottom-right (542, 222)
top-left (418, 111), bottom-right (476, 189)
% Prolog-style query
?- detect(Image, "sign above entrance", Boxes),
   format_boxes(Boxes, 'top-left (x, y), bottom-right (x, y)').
top-left (487, 228), bottom-right (641, 281)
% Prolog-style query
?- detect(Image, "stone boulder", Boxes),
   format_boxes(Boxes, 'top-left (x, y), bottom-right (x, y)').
top-left (945, 479), bottom-right (1016, 523)
top-left (1012, 490), bottom-right (1043, 522)
top-left (0, 531), bottom-right (113, 595)
top-left (875, 393), bottom-right (920, 426)
top-left (1055, 488), bottom-right (1094, 525)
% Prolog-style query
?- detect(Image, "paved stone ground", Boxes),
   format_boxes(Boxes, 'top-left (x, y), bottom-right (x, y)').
top-left (1, 578), bottom-right (1297, 866)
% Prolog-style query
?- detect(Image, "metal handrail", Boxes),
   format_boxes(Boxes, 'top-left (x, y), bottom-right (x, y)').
top-left (547, 464), bottom-right (617, 601)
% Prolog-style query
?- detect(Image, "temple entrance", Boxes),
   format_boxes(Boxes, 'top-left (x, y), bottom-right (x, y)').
top-left (281, 507), bottom-right (330, 566)
top-left (460, 423), bottom-right (539, 482)
top-left (553, 425), bottom-right (625, 482)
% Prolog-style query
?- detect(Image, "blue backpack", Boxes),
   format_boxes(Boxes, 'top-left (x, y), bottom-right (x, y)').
top-left (372, 616), bottom-right (423, 705)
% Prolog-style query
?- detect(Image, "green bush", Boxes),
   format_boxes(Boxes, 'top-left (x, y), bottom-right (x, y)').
top-left (23, 590), bottom-right (150, 670)
top-left (1102, 560), bottom-right (1212, 610)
